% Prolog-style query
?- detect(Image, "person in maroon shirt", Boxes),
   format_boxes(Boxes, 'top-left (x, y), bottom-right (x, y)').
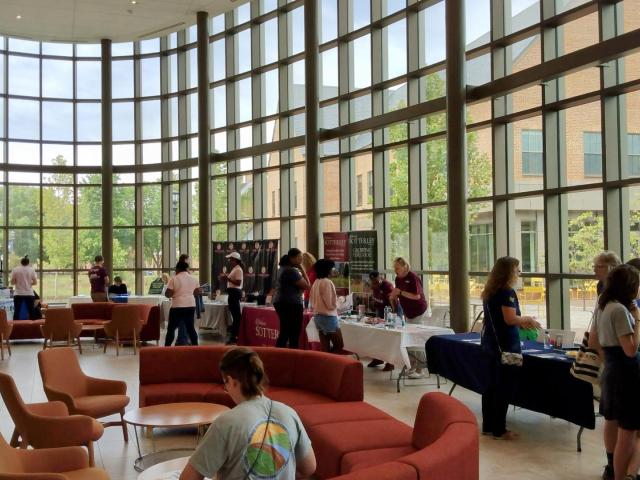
top-left (389, 257), bottom-right (428, 378)
top-left (367, 271), bottom-right (396, 371)
top-left (88, 254), bottom-right (109, 302)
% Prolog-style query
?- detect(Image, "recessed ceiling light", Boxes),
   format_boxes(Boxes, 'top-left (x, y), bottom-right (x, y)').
top-left (16, 15), bottom-right (22, 20)
top-left (130, 1), bottom-right (137, 4)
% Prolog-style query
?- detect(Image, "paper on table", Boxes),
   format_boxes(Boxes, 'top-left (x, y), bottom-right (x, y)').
top-left (522, 349), bottom-right (539, 353)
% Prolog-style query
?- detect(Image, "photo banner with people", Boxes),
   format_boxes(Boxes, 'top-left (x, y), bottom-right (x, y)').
top-left (212, 240), bottom-right (279, 294)
top-left (322, 231), bottom-right (378, 296)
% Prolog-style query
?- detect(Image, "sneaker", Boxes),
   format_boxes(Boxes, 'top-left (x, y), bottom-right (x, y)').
top-left (602, 465), bottom-right (614, 480)
top-left (367, 359), bottom-right (384, 368)
top-left (382, 363), bottom-right (395, 371)
top-left (407, 371), bottom-right (425, 379)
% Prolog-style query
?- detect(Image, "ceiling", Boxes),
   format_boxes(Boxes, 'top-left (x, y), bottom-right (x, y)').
top-left (0, 0), bottom-right (247, 44)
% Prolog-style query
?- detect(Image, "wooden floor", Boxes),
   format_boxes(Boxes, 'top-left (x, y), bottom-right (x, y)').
top-left (0, 332), bottom-right (604, 480)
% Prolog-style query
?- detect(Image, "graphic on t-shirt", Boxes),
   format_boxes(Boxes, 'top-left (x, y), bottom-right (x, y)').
top-left (244, 418), bottom-right (292, 479)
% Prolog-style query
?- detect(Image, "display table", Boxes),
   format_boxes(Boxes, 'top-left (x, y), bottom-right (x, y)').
top-left (238, 306), bottom-right (316, 350)
top-left (199, 301), bottom-right (255, 336)
top-left (340, 319), bottom-right (453, 369)
top-left (426, 332), bottom-right (595, 450)
top-left (68, 295), bottom-right (164, 306)
top-left (123, 402), bottom-right (228, 472)
top-left (339, 318), bottom-right (453, 391)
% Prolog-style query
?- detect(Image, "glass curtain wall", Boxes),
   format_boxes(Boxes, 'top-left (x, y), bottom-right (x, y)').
top-left (1, 0), bottom-right (640, 337)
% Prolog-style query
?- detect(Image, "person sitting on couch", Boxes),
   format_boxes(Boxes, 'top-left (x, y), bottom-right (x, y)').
top-left (180, 347), bottom-right (317, 480)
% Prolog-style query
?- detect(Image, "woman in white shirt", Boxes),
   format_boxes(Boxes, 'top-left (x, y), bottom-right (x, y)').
top-left (165, 261), bottom-right (201, 346)
top-left (219, 252), bottom-right (244, 345)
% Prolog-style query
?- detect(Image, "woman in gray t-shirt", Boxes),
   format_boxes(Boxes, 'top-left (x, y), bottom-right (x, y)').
top-left (180, 347), bottom-right (316, 480)
top-left (589, 264), bottom-right (640, 480)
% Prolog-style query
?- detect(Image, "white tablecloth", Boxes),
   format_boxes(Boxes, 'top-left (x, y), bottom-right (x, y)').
top-left (68, 295), bottom-right (164, 306)
top-left (198, 302), bottom-right (256, 337)
top-left (0, 298), bottom-right (14, 319)
top-left (339, 319), bottom-right (454, 368)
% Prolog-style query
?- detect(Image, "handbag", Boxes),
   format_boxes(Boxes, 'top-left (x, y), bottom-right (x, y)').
top-left (570, 313), bottom-right (601, 384)
top-left (484, 304), bottom-right (523, 367)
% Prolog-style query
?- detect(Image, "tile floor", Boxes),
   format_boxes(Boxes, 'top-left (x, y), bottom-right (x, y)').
top-left (0, 332), bottom-right (605, 480)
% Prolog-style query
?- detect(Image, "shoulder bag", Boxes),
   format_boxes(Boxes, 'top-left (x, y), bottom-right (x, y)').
top-left (570, 313), bottom-right (601, 385)
top-left (484, 303), bottom-right (523, 367)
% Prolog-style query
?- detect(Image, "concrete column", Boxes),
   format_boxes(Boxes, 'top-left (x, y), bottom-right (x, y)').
top-left (446, 0), bottom-right (469, 332)
top-left (101, 39), bottom-right (113, 277)
top-left (304, 0), bottom-right (320, 256)
top-left (197, 11), bottom-right (212, 287)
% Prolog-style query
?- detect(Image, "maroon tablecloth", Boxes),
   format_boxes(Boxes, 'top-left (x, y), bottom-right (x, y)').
top-left (238, 305), bottom-right (318, 350)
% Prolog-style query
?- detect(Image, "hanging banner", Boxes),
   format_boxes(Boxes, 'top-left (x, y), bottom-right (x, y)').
top-left (212, 240), bottom-right (279, 294)
top-left (348, 230), bottom-right (378, 294)
top-left (322, 232), bottom-right (350, 296)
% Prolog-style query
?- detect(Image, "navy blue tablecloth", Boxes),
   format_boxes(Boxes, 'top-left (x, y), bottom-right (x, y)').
top-left (426, 332), bottom-right (595, 429)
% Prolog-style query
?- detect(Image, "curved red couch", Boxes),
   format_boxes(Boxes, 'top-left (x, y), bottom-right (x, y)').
top-left (10, 303), bottom-right (160, 344)
top-left (138, 347), bottom-right (479, 480)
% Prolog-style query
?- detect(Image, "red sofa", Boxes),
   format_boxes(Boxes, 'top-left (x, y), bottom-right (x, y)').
top-left (139, 346), bottom-right (363, 408)
top-left (10, 303), bottom-right (160, 344)
top-left (138, 347), bottom-right (479, 480)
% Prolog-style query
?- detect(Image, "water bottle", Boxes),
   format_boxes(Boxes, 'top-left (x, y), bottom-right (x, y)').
top-left (543, 330), bottom-right (551, 349)
top-left (395, 313), bottom-right (404, 329)
top-left (383, 306), bottom-right (391, 323)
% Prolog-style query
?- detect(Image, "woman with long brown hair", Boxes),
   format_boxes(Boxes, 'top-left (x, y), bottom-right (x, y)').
top-left (589, 264), bottom-right (640, 480)
top-left (481, 256), bottom-right (540, 439)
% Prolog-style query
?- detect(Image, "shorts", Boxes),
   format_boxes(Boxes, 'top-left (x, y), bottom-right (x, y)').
top-left (600, 347), bottom-right (640, 430)
top-left (314, 314), bottom-right (339, 334)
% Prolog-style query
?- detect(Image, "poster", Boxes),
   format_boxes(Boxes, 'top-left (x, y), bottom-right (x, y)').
top-left (323, 230), bottom-right (378, 301)
top-left (212, 240), bottom-right (279, 294)
top-left (322, 232), bottom-right (350, 296)
top-left (348, 230), bottom-right (377, 297)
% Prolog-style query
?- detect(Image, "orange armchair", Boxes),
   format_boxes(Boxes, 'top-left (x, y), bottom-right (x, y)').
top-left (0, 372), bottom-right (103, 467)
top-left (0, 310), bottom-right (12, 360)
top-left (0, 432), bottom-right (110, 480)
top-left (103, 305), bottom-right (143, 355)
top-left (40, 308), bottom-right (83, 354)
top-left (37, 348), bottom-right (130, 442)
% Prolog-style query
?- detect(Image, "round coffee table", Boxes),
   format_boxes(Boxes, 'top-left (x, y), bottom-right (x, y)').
top-left (137, 457), bottom-right (213, 480)
top-left (123, 402), bottom-right (229, 472)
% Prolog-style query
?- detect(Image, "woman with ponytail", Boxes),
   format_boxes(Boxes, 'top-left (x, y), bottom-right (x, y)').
top-left (181, 347), bottom-right (316, 480)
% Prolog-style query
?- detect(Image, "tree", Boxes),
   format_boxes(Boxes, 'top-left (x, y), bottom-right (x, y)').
top-left (388, 72), bottom-right (492, 268)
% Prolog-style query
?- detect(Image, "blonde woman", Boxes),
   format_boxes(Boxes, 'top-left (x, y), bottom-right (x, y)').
top-left (389, 257), bottom-right (428, 379)
top-left (301, 252), bottom-right (317, 309)
top-left (594, 251), bottom-right (621, 296)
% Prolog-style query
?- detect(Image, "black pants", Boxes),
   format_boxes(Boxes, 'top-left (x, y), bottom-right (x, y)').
top-left (165, 307), bottom-right (198, 346)
top-left (228, 288), bottom-right (243, 341)
top-left (13, 295), bottom-right (35, 320)
top-left (481, 361), bottom-right (518, 436)
top-left (274, 303), bottom-right (303, 349)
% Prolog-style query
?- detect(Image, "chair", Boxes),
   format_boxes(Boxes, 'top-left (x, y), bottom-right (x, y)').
top-left (0, 310), bottom-right (12, 360)
top-left (102, 305), bottom-right (143, 355)
top-left (40, 308), bottom-right (83, 354)
top-left (470, 310), bottom-right (484, 333)
top-left (425, 306), bottom-right (450, 327)
top-left (37, 348), bottom-right (130, 442)
top-left (0, 432), bottom-right (110, 480)
top-left (0, 372), bottom-right (103, 466)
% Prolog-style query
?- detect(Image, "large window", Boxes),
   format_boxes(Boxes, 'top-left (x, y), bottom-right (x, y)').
top-left (521, 130), bottom-right (543, 175)
top-left (0, 0), bottom-right (638, 334)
